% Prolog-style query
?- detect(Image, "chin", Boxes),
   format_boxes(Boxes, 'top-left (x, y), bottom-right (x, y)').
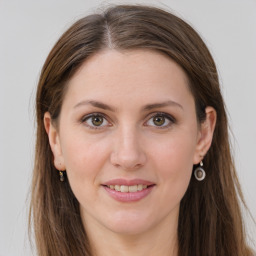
top-left (107, 223), bottom-right (151, 236)
top-left (102, 210), bottom-right (155, 235)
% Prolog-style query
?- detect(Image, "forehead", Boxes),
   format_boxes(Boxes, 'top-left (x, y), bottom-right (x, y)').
top-left (63, 49), bottom-right (193, 108)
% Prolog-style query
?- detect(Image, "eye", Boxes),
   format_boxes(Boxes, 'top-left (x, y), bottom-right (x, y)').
top-left (145, 113), bottom-right (175, 128)
top-left (82, 114), bottom-right (110, 129)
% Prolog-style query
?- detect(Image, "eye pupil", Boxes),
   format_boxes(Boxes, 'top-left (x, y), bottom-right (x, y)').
top-left (92, 116), bottom-right (103, 126)
top-left (153, 116), bottom-right (165, 126)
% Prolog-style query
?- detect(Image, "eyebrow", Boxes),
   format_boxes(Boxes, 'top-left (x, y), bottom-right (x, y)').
top-left (74, 100), bottom-right (116, 112)
top-left (143, 100), bottom-right (183, 111)
top-left (73, 100), bottom-right (183, 112)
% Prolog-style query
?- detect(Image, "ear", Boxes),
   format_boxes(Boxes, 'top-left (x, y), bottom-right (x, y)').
top-left (44, 112), bottom-right (66, 170)
top-left (193, 106), bottom-right (217, 164)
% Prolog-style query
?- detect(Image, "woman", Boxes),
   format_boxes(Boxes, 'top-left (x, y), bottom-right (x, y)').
top-left (29, 4), bottom-right (254, 256)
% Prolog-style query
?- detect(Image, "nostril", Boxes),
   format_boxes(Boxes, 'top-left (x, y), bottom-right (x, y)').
top-left (110, 150), bottom-right (146, 170)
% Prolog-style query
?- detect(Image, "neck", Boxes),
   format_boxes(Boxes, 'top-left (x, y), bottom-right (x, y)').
top-left (83, 213), bottom-right (179, 256)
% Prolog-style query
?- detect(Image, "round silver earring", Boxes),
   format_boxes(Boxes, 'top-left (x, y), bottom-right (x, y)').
top-left (194, 161), bottom-right (206, 181)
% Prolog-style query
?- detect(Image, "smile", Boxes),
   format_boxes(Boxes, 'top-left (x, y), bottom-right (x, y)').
top-left (102, 179), bottom-right (155, 202)
top-left (106, 184), bottom-right (148, 193)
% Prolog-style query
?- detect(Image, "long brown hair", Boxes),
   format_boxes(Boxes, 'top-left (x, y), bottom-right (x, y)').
top-left (29, 4), bottom-right (254, 256)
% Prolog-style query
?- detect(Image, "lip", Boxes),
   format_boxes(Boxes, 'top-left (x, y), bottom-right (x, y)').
top-left (103, 185), bottom-right (155, 202)
top-left (103, 178), bottom-right (155, 186)
top-left (102, 179), bottom-right (156, 202)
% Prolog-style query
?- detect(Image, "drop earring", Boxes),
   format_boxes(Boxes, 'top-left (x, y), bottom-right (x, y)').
top-left (194, 161), bottom-right (206, 181)
top-left (59, 170), bottom-right (65, 182)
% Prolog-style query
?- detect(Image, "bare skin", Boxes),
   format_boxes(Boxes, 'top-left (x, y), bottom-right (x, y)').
top-left (44, 49), bottom-right (216, 256)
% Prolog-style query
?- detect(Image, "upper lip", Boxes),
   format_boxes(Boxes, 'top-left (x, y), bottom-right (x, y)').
top-left (103, 179), bottom-right (155, 186)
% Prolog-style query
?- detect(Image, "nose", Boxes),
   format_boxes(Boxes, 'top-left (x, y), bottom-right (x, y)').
top-left (110, 127), bottom-right (146, 171)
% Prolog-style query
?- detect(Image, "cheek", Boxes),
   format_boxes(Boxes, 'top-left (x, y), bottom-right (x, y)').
top-left (60, 134), bottom-right (110, 189)
top-left (151, 134), bottom-right (196, 198)
top-left (154, 133), bottom-right (196, 171)
top-left (61, 136), bottom-right (112, 210)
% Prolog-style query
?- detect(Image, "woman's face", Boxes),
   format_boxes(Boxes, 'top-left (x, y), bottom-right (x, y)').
top-left (46, 49), bottom-right (213, 236)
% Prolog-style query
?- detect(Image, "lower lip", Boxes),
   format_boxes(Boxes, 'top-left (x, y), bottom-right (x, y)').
top-left (103, 185), bottom-right (155, 202)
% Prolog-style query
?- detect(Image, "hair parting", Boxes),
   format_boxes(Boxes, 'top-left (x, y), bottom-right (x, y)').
top-left (29, 4), bottom-right (254, 256)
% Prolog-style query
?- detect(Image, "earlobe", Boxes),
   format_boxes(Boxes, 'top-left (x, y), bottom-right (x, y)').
top-left (44, 112), bottom-right (65, 170)
top-left (193, 106), bottom-right (217, 164)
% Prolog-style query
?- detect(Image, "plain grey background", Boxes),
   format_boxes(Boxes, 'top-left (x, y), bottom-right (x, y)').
top-left (0, 0), bottom-right (255, 255)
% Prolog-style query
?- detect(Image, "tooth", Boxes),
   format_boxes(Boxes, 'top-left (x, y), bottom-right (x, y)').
top-left (115, 185), bottom-right (120, 191)
top-left (129, 185), bottom-right (137, 192)
top-left (137, 184), bottom-right (143, 191)
top-left (120, 185), bottom-right (129, 192)
top-left (109, 184), bottom-right (149, 192)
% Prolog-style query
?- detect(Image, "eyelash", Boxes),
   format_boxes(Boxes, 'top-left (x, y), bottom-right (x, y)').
top-left (145, 112), bottom-right (176, 129)
top-left (81, 112), bottom-right (176, 130)
top-left (81, 113), bottom-right (111, 130)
